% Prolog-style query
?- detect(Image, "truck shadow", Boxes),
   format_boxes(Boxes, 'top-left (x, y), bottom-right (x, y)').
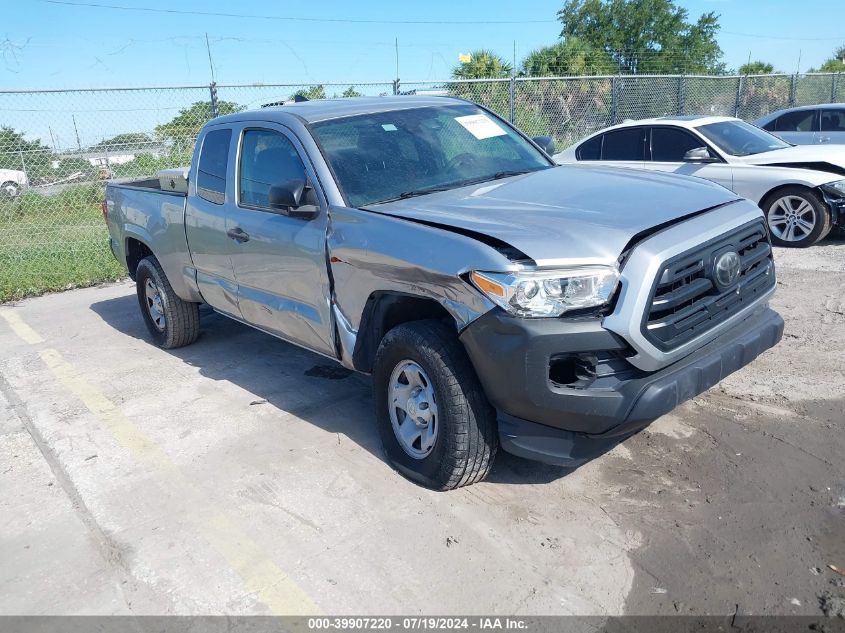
top-left (90, 293), bottom-right (590, 487)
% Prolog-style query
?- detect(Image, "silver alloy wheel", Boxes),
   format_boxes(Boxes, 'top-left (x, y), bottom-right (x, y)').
top-left (388, 360), bottom-right (438, 460)
top-left (1, 182), bottom-right (19, 198)
top-left (144, 278), bottom-right (166, 332)
top-left (767, 195), bottom-right (817, 242)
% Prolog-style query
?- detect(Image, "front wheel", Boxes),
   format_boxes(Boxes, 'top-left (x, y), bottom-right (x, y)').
top-left (763, 187), bottom-right (831, 247)
top-left (373, 319), bottom-right (497, 490)
top-left (135, 256), bottom-right (200, 349)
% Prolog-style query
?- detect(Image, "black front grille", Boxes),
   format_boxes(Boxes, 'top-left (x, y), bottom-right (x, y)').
top-left (643, 220), bottom-right (775, 350)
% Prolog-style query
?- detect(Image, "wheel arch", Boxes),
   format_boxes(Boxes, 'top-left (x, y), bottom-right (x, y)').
top-left (124, 236), bottom-right (154, 281)
top-left (352, 292), bottom-right (456, 373)
top-left (758, 182), bottom-right (820, 209)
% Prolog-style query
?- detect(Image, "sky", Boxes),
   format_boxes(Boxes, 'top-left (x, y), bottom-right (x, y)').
top-left (0, 0), bottom-right (842, 150)
top-left (2, 0), bottom-right (843, 89)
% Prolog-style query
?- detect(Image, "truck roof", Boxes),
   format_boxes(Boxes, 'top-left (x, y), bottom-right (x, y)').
top-left (211, 95), bottom-right (470, 125)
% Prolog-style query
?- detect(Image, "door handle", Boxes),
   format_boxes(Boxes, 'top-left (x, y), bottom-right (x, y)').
top-left (227, 227), bottom-right (250, 243)
top-left (819, 136), bottom-right (831, 143)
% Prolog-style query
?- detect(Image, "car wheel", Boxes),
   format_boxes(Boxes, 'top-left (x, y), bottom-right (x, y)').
top-left (763, 187), bottom-right (830, 247)
top-left (135, 256), bottom-right (200, 349)
top-left (1, 181), bottom-right (20, 198)
top-left (373, 319), bottom-right (497, 490)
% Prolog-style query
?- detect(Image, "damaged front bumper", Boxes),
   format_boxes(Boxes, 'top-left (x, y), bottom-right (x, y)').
top-left (459, 304), bottom-right (783, 467)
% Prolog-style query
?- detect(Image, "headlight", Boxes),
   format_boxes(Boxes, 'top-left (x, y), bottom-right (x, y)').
top-left (470, 267), bottom-right (619, 317)
top-left (822, 180), bottom-right (845, 198)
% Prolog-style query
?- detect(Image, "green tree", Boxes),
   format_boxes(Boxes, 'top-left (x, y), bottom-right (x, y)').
top-left (520, 38), bottom-right (616, 76)
top-left (154, 100), bottom-right (243, 143)
top-left (291, 85), bottom-right (327, 100)
top-left (738, 61), bottom-right (775, 75)
top-left (0, 126), bottom-right (52, 182)
top-left (341, 86), bottom-right (363, 98)
top-left (811, 45), bottom-right (845, 73)
top-left (451, 49), bottom-right (513, 79)
top-left (558, 0), bottom-right (724, 74)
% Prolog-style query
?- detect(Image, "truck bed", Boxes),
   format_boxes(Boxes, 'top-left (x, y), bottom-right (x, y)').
top-left (110, 165), bottom-right (190, 195)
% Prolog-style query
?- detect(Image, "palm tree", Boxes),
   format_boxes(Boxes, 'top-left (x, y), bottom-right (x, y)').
top-left (451, 49), bottom-right (513, 79)
top-left (520, 39), bottom-right (615, 77)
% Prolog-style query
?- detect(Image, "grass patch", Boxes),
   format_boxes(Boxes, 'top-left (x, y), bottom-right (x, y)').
top-left (0, 184), bottom-right (127, 303)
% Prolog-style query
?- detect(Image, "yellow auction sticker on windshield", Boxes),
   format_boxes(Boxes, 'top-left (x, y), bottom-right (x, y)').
top-left (455, 114), bottom-right (507, 140)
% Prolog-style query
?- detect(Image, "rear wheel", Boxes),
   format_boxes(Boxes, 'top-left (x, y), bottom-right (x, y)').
top-left (763, 187), bottom-right (830, 247)
top-left (373, 319), bottom-right (497, 490)
top-left (135, 256), bottom-right (200, 349)
top-left (1, 181), bottom-right (20, 199)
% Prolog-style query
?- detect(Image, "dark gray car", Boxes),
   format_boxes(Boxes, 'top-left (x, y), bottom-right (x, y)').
top-left (104, 96), bottom-right (783, 489)
top-left (755, 103), bottom-right (845, 145)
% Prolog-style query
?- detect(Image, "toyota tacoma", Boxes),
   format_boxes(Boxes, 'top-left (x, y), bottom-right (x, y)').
top-left (104, 96), bottom-right (783, 489)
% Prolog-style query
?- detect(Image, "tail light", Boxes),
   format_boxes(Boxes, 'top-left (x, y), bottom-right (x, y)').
top-left (101, 199), bottom-right (109, 223)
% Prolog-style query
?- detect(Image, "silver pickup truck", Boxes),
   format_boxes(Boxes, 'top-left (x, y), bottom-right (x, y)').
top-left (105, 96), bottom-right (783, 489)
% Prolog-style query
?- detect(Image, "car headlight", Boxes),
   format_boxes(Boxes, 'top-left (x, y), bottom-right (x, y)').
top-left (822, 180), bottom-right (845, 198)
top-left (470, 267), bottom-right (619, 317)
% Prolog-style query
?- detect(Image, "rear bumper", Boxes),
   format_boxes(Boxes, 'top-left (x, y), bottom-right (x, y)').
top-left (460, 305), bottom-right (783, 466)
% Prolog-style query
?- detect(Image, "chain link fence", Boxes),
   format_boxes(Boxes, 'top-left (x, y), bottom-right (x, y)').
top-left (1, 73), bottom-right (842, 301)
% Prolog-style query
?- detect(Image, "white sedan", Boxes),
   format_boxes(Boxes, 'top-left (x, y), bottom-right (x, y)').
top-left (0, 168), bottom-right (28, 198)
top-left (554, 115), bottom-right (845, 247)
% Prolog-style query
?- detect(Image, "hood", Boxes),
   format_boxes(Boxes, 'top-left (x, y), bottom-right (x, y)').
top-left (736, 144), bottom-right (845, 174)
top-left (365, 165), bottom-right (740, 266)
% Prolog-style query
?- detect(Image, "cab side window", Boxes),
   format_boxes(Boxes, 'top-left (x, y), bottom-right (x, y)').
top-left (239, 129), bottom-right (307, 209)
top-left (650, 127), bottom-right (705, 162)
top-left (196, 129), bottom-right (232, 204)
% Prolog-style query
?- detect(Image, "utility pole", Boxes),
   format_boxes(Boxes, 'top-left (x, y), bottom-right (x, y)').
top-left (510, 40), bottom-right (516, 124)
top-left (72, 115), bottom-right (82, 151)
top-left (48, 126), bottom-right (57, 152)
top-left (205, 32), bottom-right (216, 83)
top-left (395, 37), bottom-right (399, 84)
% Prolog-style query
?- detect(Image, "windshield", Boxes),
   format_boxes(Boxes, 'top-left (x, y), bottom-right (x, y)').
top-left (696, 120), bottom-right (790, 156)
top-left (310, 104), bottom-right (552, 207)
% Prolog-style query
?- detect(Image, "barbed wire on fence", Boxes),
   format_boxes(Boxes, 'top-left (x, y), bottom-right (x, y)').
top-left (0, 72), bottom-right (843, 302)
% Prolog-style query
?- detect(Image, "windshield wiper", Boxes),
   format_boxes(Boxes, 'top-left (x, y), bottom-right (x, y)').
top-left (366, 169), bottom-right (539, 206)
top-left (368, 186), bottom-right (453, 205)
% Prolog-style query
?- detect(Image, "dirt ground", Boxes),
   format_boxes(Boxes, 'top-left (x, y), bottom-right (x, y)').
top-left (0, 235), bottom-right (843, 618)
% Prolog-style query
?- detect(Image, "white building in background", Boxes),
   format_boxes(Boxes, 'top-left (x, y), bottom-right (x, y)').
top-left (62, 144), bottom-right (168, 168)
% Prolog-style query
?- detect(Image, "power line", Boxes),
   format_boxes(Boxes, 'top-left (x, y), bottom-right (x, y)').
top-left (723, 30), bottom-right (844, 42)
top-left (39, 0), bottom-right (557, 25)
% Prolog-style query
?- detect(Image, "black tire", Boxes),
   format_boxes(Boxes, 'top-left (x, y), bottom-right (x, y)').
top-left (762, 186), bottom-right (831, 248)
top-left (373, 319), bottom-right (497, 490)
top-left (1, 181), bottom-right (20, 199)
top-left (135, 256), bottom-right (200, 349)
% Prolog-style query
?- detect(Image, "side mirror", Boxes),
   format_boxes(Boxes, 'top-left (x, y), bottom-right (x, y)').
top-left (683, 147), bottom-right (718, 163)
top-left (532, 135), bottom-right (556, 156)
top-left (268, 179), bottom-right (319, 219)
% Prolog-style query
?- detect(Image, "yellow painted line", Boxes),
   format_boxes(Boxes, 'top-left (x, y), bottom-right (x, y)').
top-left (203, 514), bottom-right (321, 615)
top-left (1, 307), bottom-right (321, 615)
top-left (38, 348), bottom-right (172, 471)
top-left (0, 309), bottom-right (44, 345)
top-left (39, 347), bottom-right (321, 613)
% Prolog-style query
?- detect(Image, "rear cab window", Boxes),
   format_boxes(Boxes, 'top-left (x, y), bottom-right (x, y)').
top-left (197, 129), bottom-right (232, 204)
top-left (600, 128), bottom-right (645, 161)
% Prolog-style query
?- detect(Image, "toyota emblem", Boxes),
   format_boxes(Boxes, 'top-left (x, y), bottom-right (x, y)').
top-left (714, 251), bottom-right (741, 288)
